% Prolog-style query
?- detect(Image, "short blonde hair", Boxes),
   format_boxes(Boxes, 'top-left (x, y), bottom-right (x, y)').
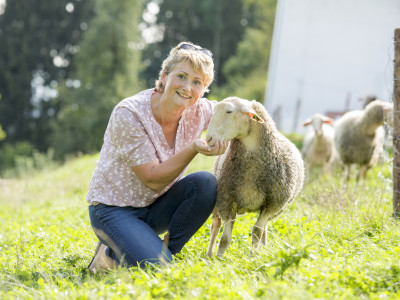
top-left (155, 42), bottom-right (214, 93)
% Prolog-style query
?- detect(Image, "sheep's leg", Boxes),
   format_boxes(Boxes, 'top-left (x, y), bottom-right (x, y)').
top-left (216, 218), bottom-right (235, 258)
top-left (356, 166), bottom-right (362, 183)
top-left (344, 164), bottom-right (351, 182)
top-left (252, 208), bottom-right (270, 250)
top-left (321, 163), bottom-right (325, 174)
top-left (206, 209), bottom-right (222, 257)
top-left (260, 223), bottom-right (268, 245)
top-left (305, 163), bottom-right (312, 183)
top-left (364, 166), bottom-right (371, 181)
top-left (357, 165), bottom-right (368, 183)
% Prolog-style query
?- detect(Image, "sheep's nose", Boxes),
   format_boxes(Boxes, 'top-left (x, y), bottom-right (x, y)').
top-left (207, 136), bottom-right (216, 146)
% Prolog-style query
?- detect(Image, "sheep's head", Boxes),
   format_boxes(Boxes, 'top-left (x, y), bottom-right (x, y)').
top-left (364, 99), bottom-right (393, 127)
top-left (206, 97), bottom-right (264, 147)
top-left (302, 113), bottom-right (333, 136)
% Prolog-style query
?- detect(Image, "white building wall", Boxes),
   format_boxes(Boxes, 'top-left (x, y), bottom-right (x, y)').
top-left (265, 0), bottom-right (400, 133)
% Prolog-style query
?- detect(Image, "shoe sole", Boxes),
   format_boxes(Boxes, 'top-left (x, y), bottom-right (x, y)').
top-left (88, 241), bottom-right (102, 272)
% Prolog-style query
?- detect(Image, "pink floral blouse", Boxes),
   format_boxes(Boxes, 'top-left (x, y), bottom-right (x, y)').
top-left (86, 88), bottom-right (215, 207)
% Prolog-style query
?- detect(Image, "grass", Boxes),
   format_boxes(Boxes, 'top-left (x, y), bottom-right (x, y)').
top-left (0, 152), bottom-right (399, 299)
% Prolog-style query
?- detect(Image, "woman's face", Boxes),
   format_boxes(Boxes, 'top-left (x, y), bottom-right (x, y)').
top-left (161, 60), bottom-right (206, 108)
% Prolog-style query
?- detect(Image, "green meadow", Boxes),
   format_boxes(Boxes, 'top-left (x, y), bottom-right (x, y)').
top-left (1, 152), bottom-right (399, 299)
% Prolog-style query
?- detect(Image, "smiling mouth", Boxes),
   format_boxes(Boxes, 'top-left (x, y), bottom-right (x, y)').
top-left (177, 91), bottom-right (191, 99)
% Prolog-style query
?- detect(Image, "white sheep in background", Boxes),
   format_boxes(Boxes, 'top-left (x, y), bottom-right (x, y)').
top-left (205, 97), bottom-right (304, 258)
top-left (301, 113), bottom-right (335, 181)
top-left (334, 99), bottom-right (393, 182)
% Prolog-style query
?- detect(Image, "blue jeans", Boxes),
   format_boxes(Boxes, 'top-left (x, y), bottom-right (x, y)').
top-left (88, 171), bottom-right (217, 268)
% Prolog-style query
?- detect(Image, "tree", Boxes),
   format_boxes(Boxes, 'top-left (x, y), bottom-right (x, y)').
top-left (0, 0), bottom-right (95, 150)
top-left (212, 0), bottom-right (277, 103)
top-left (0, 94), bottom-right (5, 142)
top-left (140, 0), bottom-right (250, 89)
top-left (49, 0), bottom-right (144, 159)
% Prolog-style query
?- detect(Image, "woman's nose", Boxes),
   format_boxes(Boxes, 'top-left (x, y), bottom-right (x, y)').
top-left (183, 82), bottom-right (190, 91)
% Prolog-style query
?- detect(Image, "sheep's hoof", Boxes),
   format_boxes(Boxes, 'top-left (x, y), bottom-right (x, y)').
top-left (216, 251), bottom-right (225, 258)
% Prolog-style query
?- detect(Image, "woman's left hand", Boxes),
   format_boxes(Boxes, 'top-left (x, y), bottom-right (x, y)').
top-left (193, 139), bottom-right (228, 156)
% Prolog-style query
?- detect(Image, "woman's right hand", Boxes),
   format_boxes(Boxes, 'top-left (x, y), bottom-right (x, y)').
top-left (132, 139), bottom-right (228, 193)
top-left (193, 139), bottom-right (228, 156)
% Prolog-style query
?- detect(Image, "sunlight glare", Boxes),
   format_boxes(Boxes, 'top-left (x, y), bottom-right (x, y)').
top-left (0, 0), bottom-right (6, 15)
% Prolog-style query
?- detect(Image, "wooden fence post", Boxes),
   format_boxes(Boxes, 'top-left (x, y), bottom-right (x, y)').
top-left (393, 28), bottom-right (400, 218)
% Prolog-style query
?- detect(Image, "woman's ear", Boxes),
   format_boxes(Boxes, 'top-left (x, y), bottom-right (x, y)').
top-left (160, 71), bottom-right (167, 85)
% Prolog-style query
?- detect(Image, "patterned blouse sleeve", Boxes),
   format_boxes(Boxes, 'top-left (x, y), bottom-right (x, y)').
top-left (108, 106), bottom-right (157, 167)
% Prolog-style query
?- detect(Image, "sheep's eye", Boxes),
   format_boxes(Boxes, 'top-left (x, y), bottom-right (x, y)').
top-left (226, 110), bottom-right (232, 114)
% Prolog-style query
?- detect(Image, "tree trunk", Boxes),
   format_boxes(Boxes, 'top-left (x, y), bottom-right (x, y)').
top-left (393, 28), bottom-right (400, 218)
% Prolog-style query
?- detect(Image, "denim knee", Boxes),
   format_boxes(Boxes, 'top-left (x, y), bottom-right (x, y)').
top-left (187, 171), bottom-right (217, 210)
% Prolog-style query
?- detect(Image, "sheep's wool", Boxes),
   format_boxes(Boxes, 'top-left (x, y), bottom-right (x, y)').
top-left (86, 89), bottom-right (215, 207)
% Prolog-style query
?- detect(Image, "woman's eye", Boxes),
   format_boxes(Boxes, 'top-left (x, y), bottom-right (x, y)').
top-left (178, 74), bottom-right (185, 79)
top-left (193, 80), bottom-right (201, 85)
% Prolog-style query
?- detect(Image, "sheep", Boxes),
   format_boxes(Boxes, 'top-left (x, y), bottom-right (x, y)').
top-left (205, 97), bottom-right (304, 257)
top-left (333, 99), bottom-right (393, 182)
top-left (301, 114), bottom-right (335, 181)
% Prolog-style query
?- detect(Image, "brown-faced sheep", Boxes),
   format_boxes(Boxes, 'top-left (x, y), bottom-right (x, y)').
top-left (334, 99), bottom-right (393, 182)
top-left (302, 113), bottom-right (335, 181)
top-left (205, 97), bottom-right (304, 257)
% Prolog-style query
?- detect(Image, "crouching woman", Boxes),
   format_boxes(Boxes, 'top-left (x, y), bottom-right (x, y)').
top-left (86, 42), bottom-right (228, 273)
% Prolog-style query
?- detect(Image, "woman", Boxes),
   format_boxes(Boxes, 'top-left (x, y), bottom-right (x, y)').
top-left (87, 42), bottom-right (228, 273)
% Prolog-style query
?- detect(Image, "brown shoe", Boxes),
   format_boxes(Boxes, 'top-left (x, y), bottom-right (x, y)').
top-left (88, 241), bottom-right (116, 274)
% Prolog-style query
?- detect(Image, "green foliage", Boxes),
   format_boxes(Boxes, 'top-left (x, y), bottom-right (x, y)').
top-left (49, 0), bottom-right (144, 159)
top-left (223, 29), bottom-right (268, 83)
top-left (283, 132), bottom-right (304, 150)
top-left (0, 148), bottom-right (399, 299)
top-left (141, 0), bottom-right (251, 87)
top-left (272, 232), bottom-right (315, 278)
top-left (210, 0), bottom-right (277, 103)
top-left (0, 0), bottom-right (279, 162)
top-left (0, 141), bottom-right (56, 177)
top-left (0, 125), bottom-right (5, 142)
top-left (0, 141), bottom-right (34, 171)
top-left (0, 96), bottom-right (4, 141)
top-left (0, 0), bottom-right (95, 149)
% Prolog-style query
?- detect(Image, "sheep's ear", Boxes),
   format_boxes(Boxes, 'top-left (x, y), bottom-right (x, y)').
top-left (322, 117), bottom-right (334, 124)
top-left (302, 120), bottom-right (311, 127)
top-left (240, 106), bottom-right (264, 123)
top-left (246, 112), bottom-right (264, 123)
